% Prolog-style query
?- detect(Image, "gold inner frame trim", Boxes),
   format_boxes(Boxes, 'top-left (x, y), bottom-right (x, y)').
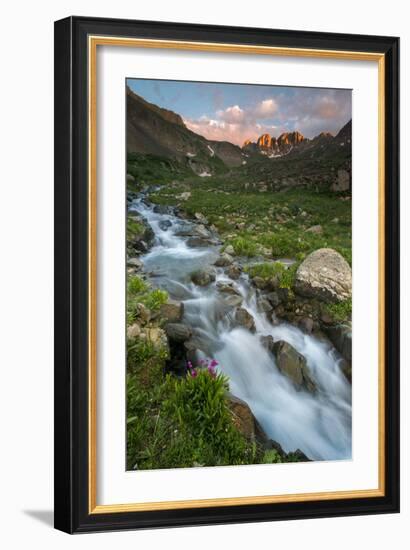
top-left (88, 35), bottom-right (386, 514)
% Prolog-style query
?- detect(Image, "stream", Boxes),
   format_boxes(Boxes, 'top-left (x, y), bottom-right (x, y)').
top-left (131, 196), bottom-right (352, 461)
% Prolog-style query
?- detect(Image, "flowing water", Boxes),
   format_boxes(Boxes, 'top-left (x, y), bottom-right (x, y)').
top-left (131, 196), bottom-right (352, 461)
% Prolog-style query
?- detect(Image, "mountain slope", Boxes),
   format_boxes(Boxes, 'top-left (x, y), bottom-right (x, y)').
top-left (127, 87), bottom-right (243, 172)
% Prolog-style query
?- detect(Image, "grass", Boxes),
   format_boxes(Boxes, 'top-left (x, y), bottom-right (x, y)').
top-left (323, 298), bottom-right (352, 322)
top-left (245, 261), bottom-right (299, 290)
top-left (149, 183), bottom-right (351, 263)
top-left (127, 275), bottom-right (168, 325)
top-left (127, 362), bottom-right (256, 470)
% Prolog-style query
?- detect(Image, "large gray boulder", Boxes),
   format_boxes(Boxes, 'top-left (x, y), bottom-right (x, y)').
top-left (294, 248), bottom-right (352, 303)
top-left (273, 340), bottom-right (316, 393)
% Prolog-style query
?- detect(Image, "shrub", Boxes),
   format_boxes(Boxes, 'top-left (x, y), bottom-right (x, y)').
top-left (323, 298), bottom-right (352, 322)
top-left (230, 236), bottom-right (258, 257)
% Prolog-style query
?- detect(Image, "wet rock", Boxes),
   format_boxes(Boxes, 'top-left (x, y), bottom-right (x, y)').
top-left (160, 300), bottom-right (184, 323)
top-left (260, 335), bottom-right (275, 353)
top-left (224, 245), bottom-right (235, 256)
top-left (227, 393), bottom-right (258, 442)
top-left (286, 449), bottom-right (311, 462)
top-left (165, 323), bottom-right (192, 343)
top-left (194, 224), bottom-right (212, 239)
top-left (127, 323), bottom-right (141, 339)
top-left (273, 340), bottom-right (316, 393)
top-left (126, 173), bottom-right (135, 183)
top-left (226, 264), bottom-right (242, 280)
top-left (159, 219), bottom-right (172, 231)
top-left (194, 212), bottom-right (209, 224)
top-left (299, 317), bottom-right (314, 334)
top-left (153, 204), bottom-right (173, 215)
top-left (252, 276), bottom-right (268, 290)
top-left (216, 281), bottom-right (241, 295)
top-left (234, 308), bottom-right (256, 332)
top-left (305, 224), bottom-right (323, 234)
top-left (214, 253), bottom-right (233, 267)
top-left (339, 358), bottom-right (352, 382)
top-left (294, 248), bottom-right (352, 303)
top-left (257, 297), bottom-right (273, 314)
top-left (186, 237), bottom-right (210, 248)
top-left (191, 267), bottom-right (216, 286)
top-left (324, 323), bottom-right (352, 362)
top-left (221, 294), bottom-right (243, 308)
top-left (265, 291), bottom-right (281, 307)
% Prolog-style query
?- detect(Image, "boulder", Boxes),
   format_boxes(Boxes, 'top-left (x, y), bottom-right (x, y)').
top-left (160, 300), bottom-right (184, 322)
top-left (331, 169), bottom-right (351, 192)
top-left (126, 173), bottom-right (135, 183)
top-left (260, 335), bottom-right (275, 353)
top-left (324, 323), bottom-right (352, 362)
top-left (294, 248), bottom-right (352, 303)
top-left (226, 264), bottom-right (242, 280)
top-left (127, 257), bottom-right (143, 270)
top-left (305, 224), bottom-right (323, 234)
top-left (273, 340), bottom-right (316, 393)
top-left (191, 267), bottom-right (216, 286)
top-left (252, 276), bottom-right (268, 290)
top-left (227, 394), bottom-right (258, 442)
top-left (186, 237), bottom-right (211, 248)
top-left (221, 294), bottom-right (243, 308)
top-left (127, 323), bottom-right (141, 339)
top-left (257, 297), bottom-right (273, 314)
top-left (216, 281), bottom-right (241, 295)
top-left (214, 253), bottom-right (234, 267)
top-left (159, 219), bottom-right (172, 231)
top-left (299, 317), bottom-right (314, 334)
top-left (145, 327), bottom-right (169, 352)
top-left (194, 212), bottom-right (209, 224)
top-left (133, 303), bottom-right (151, 325)
top-left (224, 245), bottom-right (235, 256)
top-left (265, 291), bottom-right (281, 307)
top-left (234, 308), bottom-right (256, 332)
top-left (165, 323), bottom-right (192, 343)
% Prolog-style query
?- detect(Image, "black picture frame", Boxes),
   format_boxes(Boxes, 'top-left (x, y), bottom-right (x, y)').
top-left (54, 15), bottom-right (400, 534)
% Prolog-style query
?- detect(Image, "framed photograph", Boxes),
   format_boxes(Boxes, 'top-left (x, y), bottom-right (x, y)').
top-left (54, 16), bottom-right (399, 533)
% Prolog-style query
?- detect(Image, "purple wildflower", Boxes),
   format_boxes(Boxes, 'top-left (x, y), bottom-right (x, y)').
top-left (190, 369), bottom-right (198, 378)
top-left (187, 361), bottom-right (193, 370)
top-left (209, 359), bottom-right (219, 368)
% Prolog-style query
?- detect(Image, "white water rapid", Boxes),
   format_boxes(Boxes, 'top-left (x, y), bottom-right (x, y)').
top-left (132, 197), bottom-right (352, 461)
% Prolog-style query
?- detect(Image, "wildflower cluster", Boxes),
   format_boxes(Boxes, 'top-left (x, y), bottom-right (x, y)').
top-left (187, 358), bottom-right (219, 379)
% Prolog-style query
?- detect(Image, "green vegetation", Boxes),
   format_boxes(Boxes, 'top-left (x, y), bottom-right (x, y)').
top-left (262, 449), bottom-right (283, 464)
top-left (149, 183), bottom-right (351, 263)
top-left (245, 261), bottom-right (299, 290)
top-left (127, 217), bottom-right (144, 241)
top-left (127, 152), bottom-right (193, 188)
top-left (323, 298), bottom-right (352, 323)
top-left (127, 275), bottom-right (168, 324)
top-left (127, 362), bottom-right (255, 470)
top-left (229, 236), bottom-right (258, 257)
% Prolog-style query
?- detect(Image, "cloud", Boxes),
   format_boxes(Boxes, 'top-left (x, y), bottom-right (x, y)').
top-left (184, 89), bottom-right (351, 145)
top-left (216, 105), bottom-right (245, 123)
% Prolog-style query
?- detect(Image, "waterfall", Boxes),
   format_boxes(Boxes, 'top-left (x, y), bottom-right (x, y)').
top-left (131, 197), bottom-right (352, 461)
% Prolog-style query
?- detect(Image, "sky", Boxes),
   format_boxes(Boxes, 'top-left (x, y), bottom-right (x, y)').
top-left (127, 78), bottom-right (352, 146)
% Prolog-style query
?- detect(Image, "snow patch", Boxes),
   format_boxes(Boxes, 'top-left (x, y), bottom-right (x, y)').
top-left (207, 145), bottom-right (215, 157)
top-left (186, 152), bottom-right (196, 158)
top-left (199, 171), bottom-right (212, 177)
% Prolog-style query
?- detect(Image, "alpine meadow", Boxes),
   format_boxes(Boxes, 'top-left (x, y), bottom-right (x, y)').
top-left (125, 79), bottom-right (352, 471)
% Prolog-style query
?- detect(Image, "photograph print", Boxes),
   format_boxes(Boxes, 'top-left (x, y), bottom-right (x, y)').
top-left (125, 79), bottom-right (352, 471)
